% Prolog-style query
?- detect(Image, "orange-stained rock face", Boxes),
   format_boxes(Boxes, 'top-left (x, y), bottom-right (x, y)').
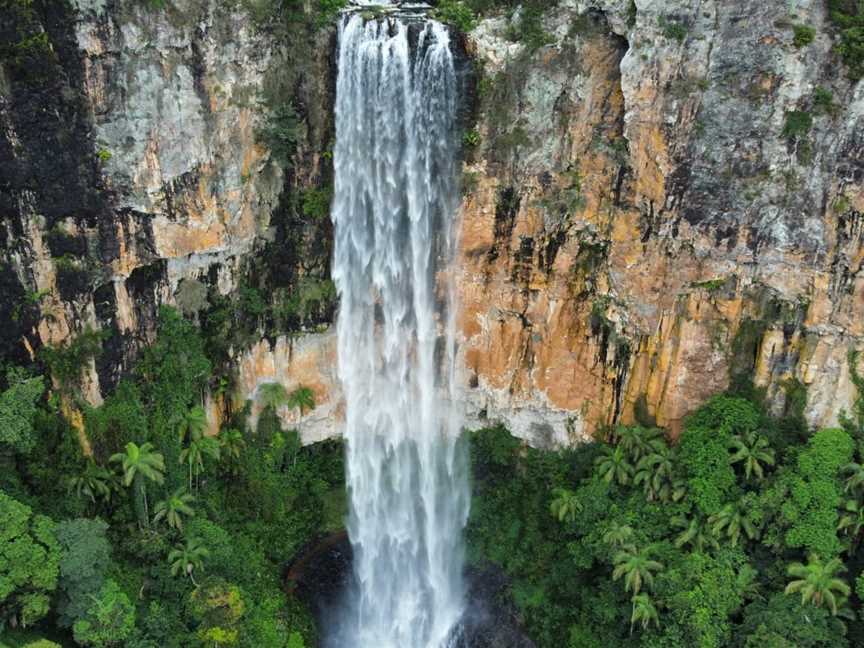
top-left (234, 332), bottom-right (342, 443)
top-left (205, 4), bottom-right (864, 448)
top-left (452, 3), bottom-right (864, 445)
top-left (10, 1), bottom-right (864, 452)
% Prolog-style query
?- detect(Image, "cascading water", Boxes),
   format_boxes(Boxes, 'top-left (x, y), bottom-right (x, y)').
top-left (329, 10), bottom-right (469, 648)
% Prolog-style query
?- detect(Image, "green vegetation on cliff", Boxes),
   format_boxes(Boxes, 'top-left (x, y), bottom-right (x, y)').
top-left (435, 0), bottom-right (555, 47)
top-left (3, 311), bottom-right (864, 647)
top-left (466, 382), bottom-right (864, 647)
top-left (0, 307), bottom-right (342, 647)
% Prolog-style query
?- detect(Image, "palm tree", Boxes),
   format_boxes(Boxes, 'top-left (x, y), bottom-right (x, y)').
top-left (175, 405), bottom-right (208, 443)
top-left (729, 431), bottom-right (775, 481)
top-left (634, 445), bottom-right (678, 502)
top-left (168, 536), bottom-right (209, 586)
top-left (612, 545), bottom-right (663, 596)
top-left (549, 487), bottom-right (581, 523)
top-left (669, 477), bottom-right (687, 503)
top-left (843, 461), bottom-right (864, 494)
top-left (785, 555), bottom-right (851, 616)
top-left (615, 426), bottom-right (664, 463)
top-left (110, 442), bottom-right (165, 526)
top-left (673, 514), bottom-right (719, 553)
top-left (180, 436), bottom-right (220, 492)
top-left (218, 427), bottom-right (245, 475)
top-left (286, 386), bottom-right (315, 416)
top-left (630, 593), bottom-right (659, 632)
top-left (258, 382), bottom-right (288, 410)
top-left (595, 445), bottom-right (634, 486)
top-left (67, 460), bottom-right (115, 504)
top-left (153, 487), bottom-right (196, 531)
top-left (837, 496), bottom-right (864, 550)
top-left (709, 502), bottom-right (758, 547)
top-left (603, 522), bottom-right (635, 549)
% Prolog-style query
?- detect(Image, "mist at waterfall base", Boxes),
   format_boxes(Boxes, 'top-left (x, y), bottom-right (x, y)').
top-left (326, 12), bottom-right (470, 648)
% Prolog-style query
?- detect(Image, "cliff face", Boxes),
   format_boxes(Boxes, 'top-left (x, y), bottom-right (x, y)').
top-left (1, 0), bottom-right (337, 431)
top-left (460, 0), bottom-right (864, 444)
top-left (2, 0), bottom-right (863, 446)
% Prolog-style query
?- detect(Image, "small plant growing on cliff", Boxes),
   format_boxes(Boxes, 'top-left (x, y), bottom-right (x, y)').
top-left (463, 128), bottom-right (481, 148)
top-left (315, 0), bottom-right (347, 28)
top-left (433, 0), bottom-right (477, 32)
top-left (782, 110), bottom-right (812, 139)
top-left (813, 86), bottom-right (837, 116)
top-left (301, 186), bottom-right (332, 221)
top-left (12, 287), bottom-right (50, 322)
top-left (257, 103), bottom-right (300, 168)
top-left (96, 148), bottom-right (112, 163)
top-left (41, 327), bottom-right (107, 390)
top-left (792, 24), bottom-right (816, 47)
top-left (659, 16), bottom-right (688, 43)
top-left (506, 6), bottom-right (554, 50)
top-left (627, 0), bottom-right (638, 27)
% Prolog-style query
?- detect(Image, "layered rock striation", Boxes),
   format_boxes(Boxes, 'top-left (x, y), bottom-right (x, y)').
top-left (460, 0), bottom-right (864, 444)
top-left (2, 0), bottom-right (863, 445)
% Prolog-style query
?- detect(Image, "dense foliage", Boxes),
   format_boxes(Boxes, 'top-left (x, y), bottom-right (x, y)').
top-left (5, 302), bottom-right (864, 647)
top-left (434, 0), bottom-right (556, 48)
top-left (466, 386), bottom-right (864, 647)
top-left (0, 308), bottom-right (343, 647)
top-left (828, 0), bottom-right (864, 80)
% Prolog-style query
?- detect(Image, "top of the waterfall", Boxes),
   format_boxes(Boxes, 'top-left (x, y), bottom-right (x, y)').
top-left (346, 0), bottom-right (433, 13)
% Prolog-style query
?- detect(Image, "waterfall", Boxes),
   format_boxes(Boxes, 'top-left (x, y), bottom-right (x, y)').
top-left (329, 12), bottom-right (469, 648)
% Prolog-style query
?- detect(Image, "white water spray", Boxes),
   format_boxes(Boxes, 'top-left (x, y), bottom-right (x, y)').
top-left (330, 12), bottom-right (469, 648)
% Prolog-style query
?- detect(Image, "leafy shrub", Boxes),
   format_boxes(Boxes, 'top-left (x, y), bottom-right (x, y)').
top-left (678, 422), bottom-right (736, 515)
top-left (188, 577), bottom-right (245, 645)
top-left (782, 110), bottom-right (813, 139)
top-left (463, 128), bottom-right (481, 148)
top-left (257, 103), bottom-right (300, 168)
top-left (655, 549), bottom-right (750, 647)
top-left (0, 370), bottom-right (44, 454)
top-left (434, 0), bottom-right (477, 32)
top-left (813, 86), bottom-right (836, 115)
top-left (678, 396), bottom-right (760, 515)
top-left (792, 24), bottom-right (816, 47)
top-left (273, 277), bottom-right (336, 328)
top-left (314, 0), bottom-right (346, 28)
top-left (40, 327), bottom-right (106, 390)
top-left (506, 5), bottom-right (554, 50)
top-left (72, 579), bottom-right (135, 647)
top-left (764, 428), bottom-right (853, 557)
top-left (828, 0), bottom-right (864, 79)
top-left (300, 187), bottom-right (332, 221)
top-left (738, 592), bottom-right (847, 646)
top-left (0, 490), bottom-right (61, 628)
top-left (245, 0), bottom-right (344, 31)
top-left (659, 16), bottom-right (688, 42)
top-left (174, 278), bottom-right (210, 317)
top-left (55, 518), bottom-right (112, 627)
